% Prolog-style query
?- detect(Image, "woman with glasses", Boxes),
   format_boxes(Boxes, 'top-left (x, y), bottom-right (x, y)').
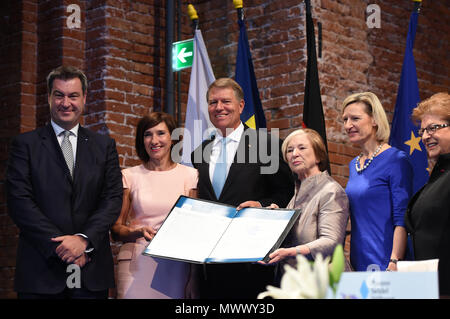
top-left (341, 92), bottom-right (413, 271)
top-left (405, 92), bottom-right (450, 296)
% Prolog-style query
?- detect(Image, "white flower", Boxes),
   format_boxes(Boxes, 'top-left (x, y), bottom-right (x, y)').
top-left (257, 253), bottom-right (330, 299)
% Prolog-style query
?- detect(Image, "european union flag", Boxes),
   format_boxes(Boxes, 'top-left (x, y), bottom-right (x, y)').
top-left (235, 19), bottom-right (266, 129)
top-left (389, 6), bottom-right (428, 193)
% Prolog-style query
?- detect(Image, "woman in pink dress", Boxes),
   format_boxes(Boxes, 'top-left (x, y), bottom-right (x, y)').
top-left (111, 112), bottom-right (198, 299)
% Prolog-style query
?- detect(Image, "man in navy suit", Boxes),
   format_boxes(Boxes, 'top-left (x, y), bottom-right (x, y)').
top-left (190, 78), bottom-right (294, 298)
top-left (6, 66), bottom-right (123, 299)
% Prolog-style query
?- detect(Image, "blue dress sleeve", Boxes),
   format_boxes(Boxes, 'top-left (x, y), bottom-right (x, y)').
top-left (389, 150), bottom-right (413, 227)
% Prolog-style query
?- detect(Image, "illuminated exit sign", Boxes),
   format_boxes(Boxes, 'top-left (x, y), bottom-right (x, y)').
top-left (173, 39), bottom-right (194, 71)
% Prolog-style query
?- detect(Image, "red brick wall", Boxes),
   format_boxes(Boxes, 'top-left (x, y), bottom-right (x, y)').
top-left (0, 0), bottom-right (448, 298)
top-left (0, 0), bottom-right (175, 298)
top-left (100, 1), bottom-right (170, 168)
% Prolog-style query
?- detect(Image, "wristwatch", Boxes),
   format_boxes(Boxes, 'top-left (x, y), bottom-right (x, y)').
top-left (389, 258), bottom-right (398, 264)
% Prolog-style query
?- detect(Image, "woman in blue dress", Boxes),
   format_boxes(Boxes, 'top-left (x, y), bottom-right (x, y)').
top-left (341, 92), bottom-right (413, 271)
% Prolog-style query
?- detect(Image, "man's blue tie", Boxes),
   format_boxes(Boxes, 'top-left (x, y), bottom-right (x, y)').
top-left (212, 137), bottom-right (228, 199)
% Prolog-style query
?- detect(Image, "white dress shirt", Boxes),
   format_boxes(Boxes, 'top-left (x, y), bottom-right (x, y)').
top-left (209, 122), bottom-right (244, 184)
top-left (51, 120), bottom-right (79, 163)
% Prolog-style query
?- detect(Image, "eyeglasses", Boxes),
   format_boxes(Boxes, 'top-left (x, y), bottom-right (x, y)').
top-left (418, 123), bottom-right (450, 137)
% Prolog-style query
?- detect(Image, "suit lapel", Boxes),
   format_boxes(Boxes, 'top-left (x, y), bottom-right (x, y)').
top-left (40, 124), bottom-right (72, 180)
top-left (220, 127), bottom-right (252, 198)
top-left (73, 127), bottom-right (94, 185)
top-left (201, 125), bottom-right (254, 200)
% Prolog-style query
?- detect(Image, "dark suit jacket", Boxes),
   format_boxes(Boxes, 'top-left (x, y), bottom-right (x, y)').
top-left (405, 153), bottom-right (450, 296)
top-left (191, 125), bottom-right (294, 298)
top-left (6, 124), bottom-right (123, 294)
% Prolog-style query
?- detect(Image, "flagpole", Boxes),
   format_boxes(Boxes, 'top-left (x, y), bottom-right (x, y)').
top-left (188, 4), bottom-right (199, 32)
top-left (305, 0), bottom-right (312, 15)
top-left (413, 0), bottom-right (422, 13)
top-left (234, 0), bottom-right (244, 21)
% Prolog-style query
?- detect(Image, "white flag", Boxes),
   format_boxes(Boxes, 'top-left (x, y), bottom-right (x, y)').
top-left (181, 29), bottom-right (215, 166)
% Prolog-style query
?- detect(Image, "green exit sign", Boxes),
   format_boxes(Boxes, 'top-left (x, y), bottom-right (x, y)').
top-left (172, 39), bottom-right (194, 71)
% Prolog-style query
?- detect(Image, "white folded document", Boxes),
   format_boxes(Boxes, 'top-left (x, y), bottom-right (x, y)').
top-left (397, 259), bottom-right (439, 272)
top-left (143, 196), bottom-right (301, 264)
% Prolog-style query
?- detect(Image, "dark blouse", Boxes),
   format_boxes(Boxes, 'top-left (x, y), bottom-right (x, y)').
top-left (405, 153), bottom-right (450, 296)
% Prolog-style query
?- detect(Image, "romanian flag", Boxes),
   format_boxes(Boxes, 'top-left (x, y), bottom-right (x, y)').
top-left (235, 19), bottom-right (266, 129)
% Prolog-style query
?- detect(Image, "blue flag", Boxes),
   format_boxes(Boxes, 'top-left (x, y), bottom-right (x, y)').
top-left (389, 9), bottom-right (428, 193)
top-left (235, 19), bottom-right (266, 129)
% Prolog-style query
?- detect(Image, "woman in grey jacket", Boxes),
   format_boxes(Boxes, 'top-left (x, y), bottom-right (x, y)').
top-left (239, 128), bottom-right (349, 277)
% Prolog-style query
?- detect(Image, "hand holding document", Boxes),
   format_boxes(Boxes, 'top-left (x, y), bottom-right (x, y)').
top-left (142, 196), bottom-right (300, 264)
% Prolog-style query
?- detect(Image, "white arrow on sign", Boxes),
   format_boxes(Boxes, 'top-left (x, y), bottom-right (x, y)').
top-left (177, 47), bottom-right (193, 63)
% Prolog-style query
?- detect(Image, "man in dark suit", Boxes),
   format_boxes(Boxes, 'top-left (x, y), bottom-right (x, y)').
top-left (6, 65), bottom-right (123, 299)
top-left (190, 78), bottom-right (294, 298)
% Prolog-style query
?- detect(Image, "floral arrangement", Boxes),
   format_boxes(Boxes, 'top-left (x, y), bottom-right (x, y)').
top-left (257, 244), bottom-right (345, 299)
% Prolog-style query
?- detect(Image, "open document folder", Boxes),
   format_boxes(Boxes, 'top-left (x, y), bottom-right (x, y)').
top-left (142, 196), bottom-right (301, 264)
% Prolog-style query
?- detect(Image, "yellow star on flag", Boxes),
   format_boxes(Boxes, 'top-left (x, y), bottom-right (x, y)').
top-left (404, 131), bottom-right (422, 155)
top-left (244, 115), bottom-right (256, 129)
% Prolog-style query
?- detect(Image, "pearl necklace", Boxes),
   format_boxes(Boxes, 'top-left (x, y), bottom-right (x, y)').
top-left (355, 144), bottom-right (383, 173)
